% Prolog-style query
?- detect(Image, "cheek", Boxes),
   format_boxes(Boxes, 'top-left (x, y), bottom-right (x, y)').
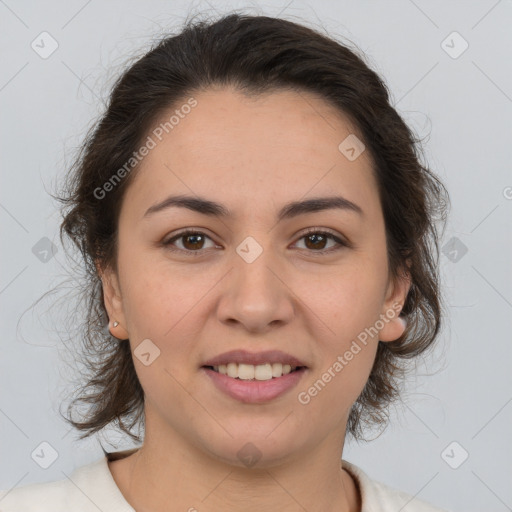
top-left (297, 323), bottom-right (378, 423)
top-left (118, 247), bottom-right (196, 332)
top-left (296, 256), bottom-right (387, 340)
top-left (119, 266), bottom-right (206, 403)
top-left (119, 258), bottom-right (212, 373)
top-left (293, 261), bottom-right (385, 404)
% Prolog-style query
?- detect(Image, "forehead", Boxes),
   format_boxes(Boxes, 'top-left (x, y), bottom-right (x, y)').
top-left (120, 87), bottom-right (380, 223)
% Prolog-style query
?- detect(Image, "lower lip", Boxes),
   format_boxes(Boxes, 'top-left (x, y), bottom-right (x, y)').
top-left (201, 367), bottom-right (307, 404)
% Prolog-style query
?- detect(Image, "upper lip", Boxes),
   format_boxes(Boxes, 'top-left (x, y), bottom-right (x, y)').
top-left (202, 349), bottom-right (308, 368)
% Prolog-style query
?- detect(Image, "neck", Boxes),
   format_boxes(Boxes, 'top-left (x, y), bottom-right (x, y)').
top-left (109, 429), bottom-right (361, 512)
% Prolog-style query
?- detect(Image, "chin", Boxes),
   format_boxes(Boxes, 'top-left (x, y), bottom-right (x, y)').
top-left (196, 428), bottom-right (304, 470)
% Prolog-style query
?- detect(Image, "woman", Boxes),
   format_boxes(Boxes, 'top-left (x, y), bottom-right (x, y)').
top-left (0, 12), bottom-right (451, 512)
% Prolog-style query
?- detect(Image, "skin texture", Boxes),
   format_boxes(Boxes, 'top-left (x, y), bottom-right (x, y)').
top-left (100, 86), bottom-right (411, 512)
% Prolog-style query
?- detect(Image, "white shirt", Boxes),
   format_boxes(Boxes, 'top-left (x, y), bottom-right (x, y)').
top-left (0, 454), bottom-right (450, 511)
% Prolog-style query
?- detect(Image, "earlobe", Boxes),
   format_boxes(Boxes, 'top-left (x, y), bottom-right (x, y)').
top-left (378, 311), bottom-right (407, 342)
top-left (378, 267), bottom-right (412, 343)
top-left (96, 262), bottom-right (129, 340)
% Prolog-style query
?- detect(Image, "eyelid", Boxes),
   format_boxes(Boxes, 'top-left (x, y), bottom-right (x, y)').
top-left (299, 226), bottom-right (351, 245)
top-left (161, 228), bottom-right (220, 253)
top-left (162, 226), bottom-right (351, 255)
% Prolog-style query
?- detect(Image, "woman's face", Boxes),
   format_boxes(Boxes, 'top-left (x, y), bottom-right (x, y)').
top-left (101, 86), bottom-right (409, 466)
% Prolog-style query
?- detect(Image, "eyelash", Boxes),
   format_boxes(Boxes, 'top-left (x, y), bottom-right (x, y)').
top-left (161, 228), bottom-right (350, 257)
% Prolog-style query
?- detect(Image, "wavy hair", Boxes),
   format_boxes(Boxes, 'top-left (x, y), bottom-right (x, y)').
top-left (56, 12), bottom-right (450, 443)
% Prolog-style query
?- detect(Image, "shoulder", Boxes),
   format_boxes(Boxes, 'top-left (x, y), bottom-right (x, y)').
top-left (0, 455), bottom-right (134, 512)
top-left (0, 475), bottom-right (71, 512)
top-left (342, 460), bottom-right (452, 512)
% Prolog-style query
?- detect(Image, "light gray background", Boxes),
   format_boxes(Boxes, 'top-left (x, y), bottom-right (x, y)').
top-left (1, 1), bottom-right (511, 511)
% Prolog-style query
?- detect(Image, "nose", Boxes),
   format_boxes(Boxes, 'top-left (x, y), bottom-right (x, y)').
top-left (215, 247), bottom-right (295, 334)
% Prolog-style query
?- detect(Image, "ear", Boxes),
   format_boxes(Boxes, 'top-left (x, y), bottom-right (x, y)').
top-left (96, 261), bottom-right (129, 340)
top-left (378, 264), bottom-right (412, 343)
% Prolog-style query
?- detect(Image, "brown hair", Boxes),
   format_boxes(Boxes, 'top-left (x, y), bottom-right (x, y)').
top-left (56, 12), bottom-right (450, 443)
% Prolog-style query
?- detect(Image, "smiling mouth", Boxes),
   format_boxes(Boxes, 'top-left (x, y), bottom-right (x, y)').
top-left (202, 363), bottom-right (306, 381)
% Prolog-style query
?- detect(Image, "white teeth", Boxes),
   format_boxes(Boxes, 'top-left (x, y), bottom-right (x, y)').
top-left (238, 363), bottom-right (255, 380)
top-left (227, 363), bottom-right (237, 378)
top-left (211, 362), bottom-right (298, 380)
top-left (254, 363), bottom-right (273, 380)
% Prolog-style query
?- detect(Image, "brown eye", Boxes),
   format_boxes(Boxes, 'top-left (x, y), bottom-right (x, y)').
top-left (303, 232), bottom-right (329, 251)
top-left (162, 228), bottom-right (348, 256)
top-left (163, 230), bottom-right (216, 254)
top-left (294, 229), bottom-right (348, 254)
top-left (181, 233), bottom-right (206, 250)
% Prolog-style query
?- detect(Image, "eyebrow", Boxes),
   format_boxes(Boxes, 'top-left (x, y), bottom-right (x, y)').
top-left (143, 194), bottom-right (364, 221)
